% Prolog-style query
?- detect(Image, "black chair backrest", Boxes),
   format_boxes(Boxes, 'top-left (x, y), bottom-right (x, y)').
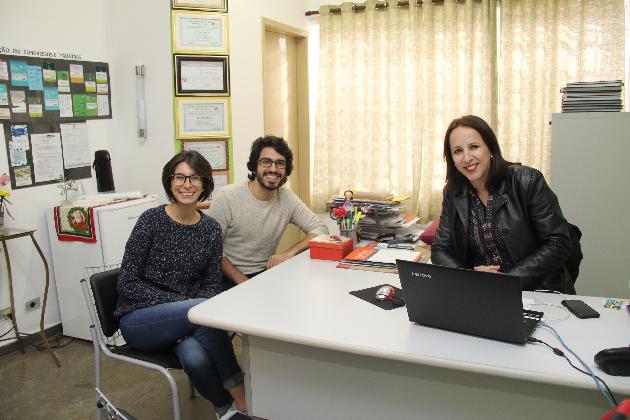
top-left (90, 268), bottom-right (121, 337)
top-left (566, 223), bottom-right (583, 284)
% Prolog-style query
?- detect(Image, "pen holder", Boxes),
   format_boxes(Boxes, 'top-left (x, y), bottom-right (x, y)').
top-left (339, 227), bottom-right (358, 248)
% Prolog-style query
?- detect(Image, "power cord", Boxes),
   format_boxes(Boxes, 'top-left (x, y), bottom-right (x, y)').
top-left (535, 322), bottom-right (616, 407)
top-left (0, 326), bottom-right (16, 340)
top-left (0, 330), bottom-right (73, 350)
top-left (527, 336), bottom-right (618, 406)
top-left (527, 290), bottom-right (571, 323)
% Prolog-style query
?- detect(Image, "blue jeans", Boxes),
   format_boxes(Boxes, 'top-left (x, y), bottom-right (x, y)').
top-left (119, 298), bottom-right (243, 407)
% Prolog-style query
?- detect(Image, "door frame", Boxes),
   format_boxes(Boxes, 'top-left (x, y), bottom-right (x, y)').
top-left (261, 18), bottom-right (312, 208)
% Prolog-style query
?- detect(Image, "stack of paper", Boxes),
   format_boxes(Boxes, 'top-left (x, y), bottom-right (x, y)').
top-left (327, 192), bottom-right (420, 241)
top-left (337, 242), bottom-right (430, 273)
top-left (560, 80), bottom-right (624, 112)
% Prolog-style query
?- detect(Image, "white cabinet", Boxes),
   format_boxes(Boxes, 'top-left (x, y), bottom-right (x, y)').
top-left (551, 112), bottom-right (630, 298)
top-left (47, 196), bottom-right (159, 340)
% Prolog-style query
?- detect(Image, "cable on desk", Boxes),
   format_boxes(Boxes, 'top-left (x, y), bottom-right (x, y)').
top-left (527, 336), bottom-right (618, 406)
top-left (538, 322), bottom-right (616, 407)
top-left (527, 290), bottom-right (571, 323)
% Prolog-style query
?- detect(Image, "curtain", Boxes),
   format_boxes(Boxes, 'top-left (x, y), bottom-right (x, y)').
top-left (314, 0), bottom-right (496, 220)
top-left (498, 0), bottom-right (626, 177)
top-left (313, 0), bottom-right (624, 220)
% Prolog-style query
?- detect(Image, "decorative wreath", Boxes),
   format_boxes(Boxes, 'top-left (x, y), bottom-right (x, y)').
top-left (67, 207), bottom-right (89, 233)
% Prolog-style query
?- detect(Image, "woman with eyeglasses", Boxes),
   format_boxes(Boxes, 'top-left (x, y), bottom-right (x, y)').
top-left (114, 151), bottom-right (248, 418)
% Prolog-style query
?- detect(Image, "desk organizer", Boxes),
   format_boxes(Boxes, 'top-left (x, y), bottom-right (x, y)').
top-left (309, 234), bottom-right (354, 261)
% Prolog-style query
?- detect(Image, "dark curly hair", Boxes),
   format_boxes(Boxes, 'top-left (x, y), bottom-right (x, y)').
top-left (247, 135), bottom-right (294, 181)
top-left (162, 150), bottom-right (214, 202)
top-left (443, 115), bottom-right (513, 195)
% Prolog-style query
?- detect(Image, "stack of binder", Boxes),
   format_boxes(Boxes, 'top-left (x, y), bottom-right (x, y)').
top-left (560, 80), bottom-right (624, 112)
top-left (327, 191), bottom-right (420, 241)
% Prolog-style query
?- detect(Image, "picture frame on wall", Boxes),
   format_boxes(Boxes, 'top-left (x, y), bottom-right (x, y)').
top-left (176, 97), bottom-right (230, 138)
top-left (182, 138), bottom-right (229, 171)
top-left (172, 0), bottom-right (228, 12)
top-left (211, 170), bottom-right (230, 192)
top-left (172, 11), bottom-right (229, 54)
top-left (174, 54), bottom-right (230, 96)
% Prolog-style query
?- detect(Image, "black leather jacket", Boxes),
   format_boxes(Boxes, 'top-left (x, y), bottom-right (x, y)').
top-left (432, 165), bottom-right (574, 292)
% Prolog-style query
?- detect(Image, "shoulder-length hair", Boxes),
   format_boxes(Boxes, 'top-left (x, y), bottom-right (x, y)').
top-left (443, 115), bottom-right (512, 195)
top-left (246, 135), bottom-right (294, 181)
top-left (162, 150), bottom-right (214, 202)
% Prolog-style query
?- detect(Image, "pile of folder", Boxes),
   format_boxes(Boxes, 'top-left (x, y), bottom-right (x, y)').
top-left (327, 191), bottom-right (420, 241)
top-left (337, 241), bottom-right (430, 273)
top-left (560, 80), bottom-right (624, 112)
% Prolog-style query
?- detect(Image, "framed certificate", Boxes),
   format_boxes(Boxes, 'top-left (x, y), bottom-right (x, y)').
top-left (212, 170), bottom-right (230, 192)
top-left (172, 0), bottom-right (228, 12)
top-left (182, 138), bottom-right (228, 171)
top-left (172, 11), bottom-right (229, 54)
top-left (176, 97), bottom-right (230, 138)
top-left (174, 55), bottom-right (229, 96)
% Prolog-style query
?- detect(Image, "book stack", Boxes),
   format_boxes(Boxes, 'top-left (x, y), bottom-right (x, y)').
top-left (560, 80), bottom-right (624, 112)
top-left (327, 191), bottom-right (420, 241)
top-left (337, 241), bottom-right (430, 273)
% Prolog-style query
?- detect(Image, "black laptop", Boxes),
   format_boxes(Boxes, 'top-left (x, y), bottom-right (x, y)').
top-left (396, 260), bottom-right (543, 344)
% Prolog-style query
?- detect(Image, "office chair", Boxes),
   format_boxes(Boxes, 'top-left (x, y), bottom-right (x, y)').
top-left (81, 268), bottom-right (194, 420)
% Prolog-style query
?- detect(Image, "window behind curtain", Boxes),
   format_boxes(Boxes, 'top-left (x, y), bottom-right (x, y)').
top-left (313, 0), bottom-right (625, 220)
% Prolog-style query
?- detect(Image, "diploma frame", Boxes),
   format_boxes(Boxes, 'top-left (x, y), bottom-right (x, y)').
top-left (172, 0), bottom-right (228, 12)
top-left (176, 97), bottom-right (231, 138)
top-left (182, 138), bottom-right (229, 171)
top-left (211, 170), bottom-right (230, 191)
top-left (172, 11), bottom-right (229, 54)
top-left (174, 54), bottom-right (230, 96)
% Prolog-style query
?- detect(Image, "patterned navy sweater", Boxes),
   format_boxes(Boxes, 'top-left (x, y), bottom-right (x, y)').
top-left (114, 205), bottom-right (223, 318)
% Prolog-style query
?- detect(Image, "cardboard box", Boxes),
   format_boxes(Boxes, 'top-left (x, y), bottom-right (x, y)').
top-left (309, 234), bottom-right (354, 261)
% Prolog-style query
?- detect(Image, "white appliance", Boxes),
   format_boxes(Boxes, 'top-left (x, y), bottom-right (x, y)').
top-left (47, 195), bottom-right (159, 340)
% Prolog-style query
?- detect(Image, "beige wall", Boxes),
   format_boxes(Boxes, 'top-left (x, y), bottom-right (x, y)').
top-left (0, 0), bottom-right (312, 348)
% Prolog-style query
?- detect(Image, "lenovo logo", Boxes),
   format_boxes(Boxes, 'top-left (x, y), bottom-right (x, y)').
top-left (411, 272), bottom-right (431, 279)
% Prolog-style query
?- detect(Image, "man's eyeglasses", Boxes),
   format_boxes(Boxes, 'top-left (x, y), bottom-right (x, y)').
top-left (171, 174), bottom-right (204, 186)
top-left (258, 158), bottom-right (287, 169)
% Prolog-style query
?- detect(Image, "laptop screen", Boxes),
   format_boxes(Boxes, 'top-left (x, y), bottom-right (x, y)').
top-left (396, 260), bottom-right (533, 344)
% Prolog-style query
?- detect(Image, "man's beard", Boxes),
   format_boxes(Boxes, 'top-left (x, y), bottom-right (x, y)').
top-left (255, 169), bottom-right (286, 191)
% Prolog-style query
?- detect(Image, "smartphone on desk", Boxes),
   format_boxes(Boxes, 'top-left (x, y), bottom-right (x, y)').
top-left (561, 299), bottom-right (600, 319)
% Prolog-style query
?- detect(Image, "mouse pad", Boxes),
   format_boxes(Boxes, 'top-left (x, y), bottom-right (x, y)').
top-left (350, 284), bottom-right (405, 310)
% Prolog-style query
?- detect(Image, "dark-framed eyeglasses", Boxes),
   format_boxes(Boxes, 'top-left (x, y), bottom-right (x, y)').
top-left (171, 174), bottom-right (204, 186)
top-left (258, 158), bottom-right (287, 169)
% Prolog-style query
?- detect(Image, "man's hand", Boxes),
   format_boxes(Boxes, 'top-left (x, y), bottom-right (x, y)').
top-left (267, 250), bottom-right (295, 269)
top-left (233, 271), bottom-right (249, 284)
top-left (474, 265), bottom-right (502, 274)
top-left (222, 256), bottom-right (250, 285)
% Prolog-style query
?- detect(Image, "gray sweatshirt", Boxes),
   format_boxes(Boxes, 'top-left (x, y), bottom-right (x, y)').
top-left (208, 181), bottom-right (328, 274)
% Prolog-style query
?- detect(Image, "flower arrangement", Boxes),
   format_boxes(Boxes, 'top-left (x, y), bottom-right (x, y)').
top-left (0, 189), bottom-right (13, 225)
top-left (330, 205), bottom-right (363, 232)
top-left (57, 178), bottom-right (79, 204)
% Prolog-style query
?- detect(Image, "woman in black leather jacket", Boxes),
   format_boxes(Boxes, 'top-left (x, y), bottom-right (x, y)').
top-left (431, 115), bottom-right (575, 293)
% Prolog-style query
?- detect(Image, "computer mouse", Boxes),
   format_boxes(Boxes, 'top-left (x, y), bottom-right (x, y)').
top-left (375, 285), bottom-right (396, 301)
top-left (594, 346), bottom-right (630, 376)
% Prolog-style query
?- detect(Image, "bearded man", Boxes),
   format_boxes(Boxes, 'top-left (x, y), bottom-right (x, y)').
top-left (208, 135), bottom-right (328, 290)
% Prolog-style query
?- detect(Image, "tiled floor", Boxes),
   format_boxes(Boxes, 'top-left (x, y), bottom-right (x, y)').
top-left (0, 334), bottom-right (244, 419)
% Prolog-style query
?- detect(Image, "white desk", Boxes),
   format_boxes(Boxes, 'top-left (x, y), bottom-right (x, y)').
top-left (189, 252), bottom-right (630, 420)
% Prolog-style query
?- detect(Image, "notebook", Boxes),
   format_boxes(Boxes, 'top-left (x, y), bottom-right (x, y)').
top-left (396, 260), bottom-right (543, 344)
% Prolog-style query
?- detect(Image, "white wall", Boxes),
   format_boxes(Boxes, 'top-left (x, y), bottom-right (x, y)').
top-left (0, 0), bottom-right (313, 348)
top-left (0, 0), bottom-right (111, 346)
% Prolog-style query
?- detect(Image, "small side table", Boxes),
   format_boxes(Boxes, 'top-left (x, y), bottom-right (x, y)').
top-left (0, 227), bottom-right (61, 366)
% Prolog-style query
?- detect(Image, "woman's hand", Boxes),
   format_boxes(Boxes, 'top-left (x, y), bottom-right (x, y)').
top-left (474, 265), bottom-right (502, 274)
